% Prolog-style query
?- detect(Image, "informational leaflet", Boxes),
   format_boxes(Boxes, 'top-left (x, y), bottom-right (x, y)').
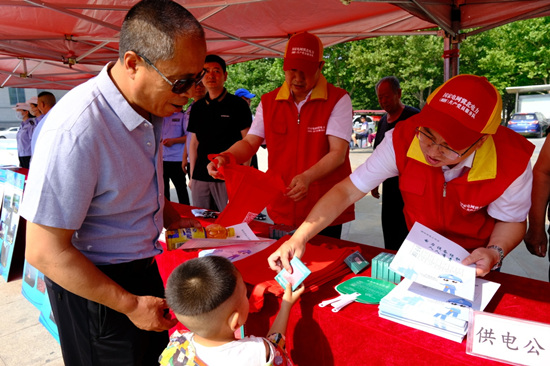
top-left (390, 222), bottom-right (476, 301)
top-left (379, 278), bottom-right (500, 342)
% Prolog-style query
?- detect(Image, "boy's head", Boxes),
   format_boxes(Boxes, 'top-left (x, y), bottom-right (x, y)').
top-left (166, 256), bottom-right (249, 338)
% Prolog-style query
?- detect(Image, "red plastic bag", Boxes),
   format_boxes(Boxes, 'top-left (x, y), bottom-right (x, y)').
top-left (209, 154), bottom-right (285, 227)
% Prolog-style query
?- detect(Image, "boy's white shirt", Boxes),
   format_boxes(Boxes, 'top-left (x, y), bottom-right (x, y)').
top-left (190, 333), bottom-right (272, 365)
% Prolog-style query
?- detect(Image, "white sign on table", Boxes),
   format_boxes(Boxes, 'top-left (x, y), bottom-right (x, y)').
top-left (467, 311), bottom-right (550, 365)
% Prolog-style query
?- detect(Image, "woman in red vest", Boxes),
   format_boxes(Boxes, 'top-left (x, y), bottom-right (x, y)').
top-left (269, 74), bottom-right (535, 278)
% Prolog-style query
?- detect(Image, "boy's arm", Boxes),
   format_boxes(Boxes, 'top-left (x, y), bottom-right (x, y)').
top-left (267, 284), bottom-right (305, 336)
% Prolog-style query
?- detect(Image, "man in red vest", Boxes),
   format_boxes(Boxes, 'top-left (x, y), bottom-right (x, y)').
top-left (207, 32), bottom-right (354, 239)
top-left (269, 74), bottom-right (534, 277)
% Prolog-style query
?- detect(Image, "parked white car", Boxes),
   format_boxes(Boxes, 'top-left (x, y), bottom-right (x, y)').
top-left (0, 127), bottom-right (19, 139)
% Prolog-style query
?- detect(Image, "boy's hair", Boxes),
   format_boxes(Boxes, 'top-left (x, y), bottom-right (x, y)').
top-left (166, 256), bottom-right (237, 317)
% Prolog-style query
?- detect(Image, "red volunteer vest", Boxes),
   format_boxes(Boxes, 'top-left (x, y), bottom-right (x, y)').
top-left (262, 76), bottom-right (355, 227)
top-left (393, 119), bottom-right (534, 250)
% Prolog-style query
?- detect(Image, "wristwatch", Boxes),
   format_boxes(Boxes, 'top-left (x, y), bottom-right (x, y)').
top-left (487, 245), bottom-right (504, 270)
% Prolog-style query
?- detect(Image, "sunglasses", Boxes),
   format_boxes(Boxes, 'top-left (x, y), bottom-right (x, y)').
top-left (136, 52), bottom-right (206, 94)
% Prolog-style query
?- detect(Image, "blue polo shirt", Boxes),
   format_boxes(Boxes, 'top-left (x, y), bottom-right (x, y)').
top-left (20, 63), bottom-right (165, 265)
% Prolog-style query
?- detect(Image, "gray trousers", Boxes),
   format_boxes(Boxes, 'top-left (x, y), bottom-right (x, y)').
top-left (191, 179), bottom-right (228, 211)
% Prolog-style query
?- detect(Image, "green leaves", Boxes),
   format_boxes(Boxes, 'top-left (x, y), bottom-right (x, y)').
top-left (225, 17), bottom-right (550, 119)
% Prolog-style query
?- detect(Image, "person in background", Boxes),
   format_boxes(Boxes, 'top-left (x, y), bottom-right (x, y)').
top-left (13, 102), bottom-right (35, 169)
top-left (31, 91), bottom-right (57, 155)
top-left (235, 87), bottom-right (261, 170)
top-left (268, 74), bottom-right (534, 278)
top-left (524, 136), bottom-right (550, 281)
top-left (162, 111), bottom-right (190, 205)
top-left (207, 32), bottom-right (354, 239)
top-left (235, 87), bottom-right (256, 107)
top-left (20, 1), bottom-right (205, 364)
top-left (182, 81), bottom-right (207, 189)
top-left (160, 256), bottom-right (303, 365)
top-left (187, 54), bottom-right (252, 212)
top-left (27, 96), bottom-right (43, 123)
top-left (351, 116), bottom-right (370, 148)
top-left (371, 76), bottom-right (420, 251)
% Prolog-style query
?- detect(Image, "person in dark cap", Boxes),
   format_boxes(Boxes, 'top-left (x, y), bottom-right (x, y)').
top-left (208, 32), bottom-right (354, 238)
top-left (235, 88), bottom-right (256, 99)
top-left (235, 87), bottom-right (256, 102)
top-left (269, 74), bottom-right (534, 278)
top-left (234, 87), bottom-right (263, 171)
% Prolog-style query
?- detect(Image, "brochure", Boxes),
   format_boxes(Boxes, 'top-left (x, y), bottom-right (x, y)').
top-left (379, 278), bottom-right (500, 342)
top-left (389, 222), bottom-right (476, 301)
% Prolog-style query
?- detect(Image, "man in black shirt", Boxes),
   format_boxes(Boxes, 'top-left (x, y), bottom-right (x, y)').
top-left (187, 55), bottom-right (252, 211)
top-left (371, 76), bottom-right (420, 251)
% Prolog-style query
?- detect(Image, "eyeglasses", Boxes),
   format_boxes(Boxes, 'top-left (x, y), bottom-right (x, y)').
top-left (416, 127), bottom-right (484, 160)
top-left (136, 52), bottom-right (206, 94)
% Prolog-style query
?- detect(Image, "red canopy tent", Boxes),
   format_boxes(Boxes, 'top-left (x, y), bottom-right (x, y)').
top-left (0, 0), bottom-right (549, 90)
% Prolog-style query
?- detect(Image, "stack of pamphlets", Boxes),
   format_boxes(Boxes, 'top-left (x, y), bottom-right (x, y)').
top-left (378, 222), bottom-right (500, 342)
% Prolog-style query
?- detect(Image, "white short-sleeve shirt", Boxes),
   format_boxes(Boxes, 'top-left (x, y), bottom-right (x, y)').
top-left (248, 91), bottom-right (352, 141)
top-left (349, 129), bottom-right (532, 222)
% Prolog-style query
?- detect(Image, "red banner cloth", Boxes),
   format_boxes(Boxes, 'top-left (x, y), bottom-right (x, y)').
top-left (156, 204), bottom-right (550, 366)
top-left (234, 236), bottom-right (359, 312)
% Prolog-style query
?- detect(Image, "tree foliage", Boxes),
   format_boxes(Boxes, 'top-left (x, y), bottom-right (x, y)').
top-left (225, 17), bottom-right (550, 121)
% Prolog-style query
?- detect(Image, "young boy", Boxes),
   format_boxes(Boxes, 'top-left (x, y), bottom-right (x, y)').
top-left (160, 256), bottom-right (304, 365)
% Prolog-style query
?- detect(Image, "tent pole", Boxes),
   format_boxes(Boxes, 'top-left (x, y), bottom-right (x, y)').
top-left (442, 33), bottom-right (460, 81)
top-left (442, 5), bottom-right (461, 81)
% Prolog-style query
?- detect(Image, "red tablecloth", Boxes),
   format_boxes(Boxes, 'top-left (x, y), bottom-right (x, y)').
top-left (156, 204), bottom-right (550, 366)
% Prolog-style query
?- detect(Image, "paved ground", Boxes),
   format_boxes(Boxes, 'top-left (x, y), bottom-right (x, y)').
top-left (1, 139), bottom-right (549, 366)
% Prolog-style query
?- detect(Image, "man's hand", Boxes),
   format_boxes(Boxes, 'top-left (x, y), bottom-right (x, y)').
top-left (524, 226), bottom-right (548, 257)
top-left (267, 238), bottom-right (306, 273)
top-left (286, 173), bottom-right (312, 202)
top-left (207, 155), bottom-right (229, 181)
top-left (371, 186), bottom-right (380, 199)
top-left (162, 138), bottom-right (176, 147)
top-left (461, 247), bottom-right (501, 277)
top-left (125, 295), bottom-right (178, 332)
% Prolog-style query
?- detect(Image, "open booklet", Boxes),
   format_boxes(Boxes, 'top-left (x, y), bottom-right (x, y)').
top-left (389, 222), bottom-right (476, 301)
top-left (381, 222), bottom-right (501, 342)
